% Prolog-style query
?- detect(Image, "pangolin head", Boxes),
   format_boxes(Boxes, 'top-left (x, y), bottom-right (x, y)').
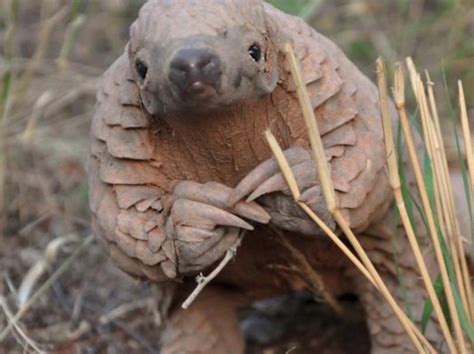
top-left (127, 0), bottom-right (280, 115)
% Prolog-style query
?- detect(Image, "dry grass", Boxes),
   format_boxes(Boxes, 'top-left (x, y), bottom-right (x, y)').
top-left (265, 44), bottom-right (473, 353)
top-left (268, 46), bottom-right (431, 352)
top-left (391, 59), bottom-right (473, 352)
top-left (0, 1), bottom-right (165, 352)
top-left (391, 62), bottom-right (456, 351)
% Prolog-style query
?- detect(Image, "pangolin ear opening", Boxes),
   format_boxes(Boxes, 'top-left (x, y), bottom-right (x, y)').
top-left (255, 13), bottom-right (285, 94)
top-left (141, 90), bottom-right (160, 116)
top-left (255, 53), bottom-right (278, 94)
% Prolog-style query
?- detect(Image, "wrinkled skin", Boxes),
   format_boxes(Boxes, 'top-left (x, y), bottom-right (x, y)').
top-left (89, 0), bottom-right (464, 352)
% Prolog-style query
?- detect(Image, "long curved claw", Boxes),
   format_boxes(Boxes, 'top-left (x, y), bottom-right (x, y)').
top-left (227, 147), bottom-right (310, 206)
top-left (204, 182), bottom-right (270, 221)
top-left (232, 202), bottom-right (271, 224)
top-left (172, 199), bottom-right (254, 231)
top-left (173, 181), bottom-right (270, 224)
top-left (246, 160), bottom-right (317, 202)
top-left (168, 181), bottom-right (261, 275)
top-left (246, 172), bottom-right (287, 202)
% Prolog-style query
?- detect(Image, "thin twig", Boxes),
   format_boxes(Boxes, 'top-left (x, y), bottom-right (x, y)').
top-left (0, 297), bottom-right (45, 353)
top-left (99, 298), bottom-right (155, 325)
top-left (20, 91), bottom-right (54, 144)
top-left (16, 235), bottom-right (78, 306)
top-left (112, 319), bottom-right (159, 354)
top-left (181, 233), bottom-right (244, 309)
top-left (0, 234), bottom-right (95, 342)
top-left (17, 212), bottom-right (51, 236)
top-left (14, 6), bottom-right (69, 98)
top-left (269, 225), bottom-right (342, 314)
top-left (57, 15), bottom-right (86, 71)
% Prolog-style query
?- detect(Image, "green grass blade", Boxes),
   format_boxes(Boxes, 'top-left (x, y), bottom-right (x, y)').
top-left (421, 274), bottom-right (451, 333)
top-left (1, 71), bottom-right (12, 104)
top-left (391, 205), bottom-right (414, 320)
top-left (267, 0), bottom-right (318, 17)
top-left (71, 0), bottom-right (82, 19)
top-left (423, 153), bottom-right (437, 212)
top-left (437, 225), bottom-right (474, 340)
top-left (452, 285), bottom-right (474, 341)
top-left (397, 123), bottom-right (416, 227)
top-left (1, 70), bottom-right (13, 122)
top-left (407, 189), bottom-right (430, 238)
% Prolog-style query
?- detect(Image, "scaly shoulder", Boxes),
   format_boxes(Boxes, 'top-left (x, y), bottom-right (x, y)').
top-left (265, 4), bottom-right (391, 230)
top-left (90, 54), bottom-right (163, 187)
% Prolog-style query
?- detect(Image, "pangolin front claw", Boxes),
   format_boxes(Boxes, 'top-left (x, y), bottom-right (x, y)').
top-left (230, 147), bottom-right (318, 204)
top-left (172, 199), bottom-right (254, 231)
top-left (173, 180), bottom-right (270, 224)
top-left (227, 147), bottom-right (310, 206)
top-left (165, 180), bottom-right (270, 274)
top-left (246, 160), bottom-right (317, 202)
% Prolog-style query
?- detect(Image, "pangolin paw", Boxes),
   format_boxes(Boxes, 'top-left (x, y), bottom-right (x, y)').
top-left (164, 181), bottom-right (270, 274)
top-left (227, 147), bottom-right (334, 235)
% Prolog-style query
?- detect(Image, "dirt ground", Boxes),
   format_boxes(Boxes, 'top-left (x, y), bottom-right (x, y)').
top-left (0, 0), bottom-right (472, 353)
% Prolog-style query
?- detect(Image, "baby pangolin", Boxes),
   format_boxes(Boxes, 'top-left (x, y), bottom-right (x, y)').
top-left (89, 0), bottom-right (460, 352)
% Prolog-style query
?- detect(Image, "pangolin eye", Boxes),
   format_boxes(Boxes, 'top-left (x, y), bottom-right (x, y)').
top-left (248, 44), bottom-right (262, 62)
top-left (135, 59), bottom-right (148, 80)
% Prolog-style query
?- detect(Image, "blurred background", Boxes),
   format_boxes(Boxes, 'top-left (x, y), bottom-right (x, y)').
top-left (0, 0), bottom-right (472, 352)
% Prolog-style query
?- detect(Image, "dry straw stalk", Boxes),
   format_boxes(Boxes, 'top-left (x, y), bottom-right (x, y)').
top-left (423, 75), bottom-right (469, 318)
top-left (264, 131), bottom-right (375, 285)
top-left (385, 60), bottom-right (456, 353)
top-left (426, 73), bottom-right (473, 321)
top-left (0, 235), bottom-right (95, 342)
top-left (276, 44), bottom-right (436, 353)
top-left (265, 127), bottom-right (433, 352)
top-left (405, 58), bottom-right (468, 353)
top-left (459, 81), bottom-right (474, 195)
top-left (458, 81), bottom-right (474, 322)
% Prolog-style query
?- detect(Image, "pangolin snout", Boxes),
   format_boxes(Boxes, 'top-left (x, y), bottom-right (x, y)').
top-left (169, 48), bottom-right (222, 98)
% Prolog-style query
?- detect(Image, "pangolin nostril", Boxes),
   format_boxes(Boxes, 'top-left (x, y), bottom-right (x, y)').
top-left (169, 48), bottom-right (222, 94)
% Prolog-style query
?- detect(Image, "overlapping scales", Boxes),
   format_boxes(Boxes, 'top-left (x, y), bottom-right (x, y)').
top-left (90, 55), bottom-right (176, 281)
